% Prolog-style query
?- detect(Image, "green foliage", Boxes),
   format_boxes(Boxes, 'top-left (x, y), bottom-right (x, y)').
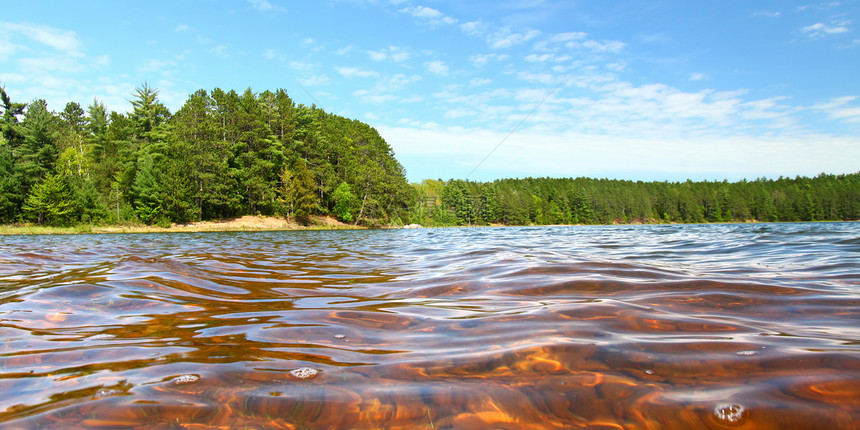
top-left (23, 174), bottom-right (76, 226)
top-left (292, 158), bottom-right (318, 223)
top-left (332, 181), bottom-right (357, 222)
top-left (0, 144), bottom-right (22, 223)
top-left (411, 174), bottom-right (860, 226)
top-left (132, 152), bottom-right (164, 225)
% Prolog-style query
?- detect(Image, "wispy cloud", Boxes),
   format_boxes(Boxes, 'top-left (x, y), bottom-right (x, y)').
top-left (424, 60), bottom-right (449, 75)
top-left (753, 10), bottom-right (781, 18)
top-left (138, 58), bottom-right (170, 73)
top-left (299, 75), bottom-right (331, 87)
top-left (801, 19), bottom-right (851, 37)
top-left (264, 48), bottom-right (285, 62)
top-left (488, 28), bottom-right (541, 49)
top-left (469, 53), bottom-right (510, 66)
top-left (248, 0), bottom-right (286, 13)
top-left (289, 60), bottom-right (315, 71)
top-left (352, 89), bottom-right (399, 104)
top-left (399, 5), bottom-right (457, 26)
top-left (0, 22), bottom-right (83, 56)
top-left (209, 45), bottom-right (229, 58)
top-left (367, 46), bottom-right (410, 62)
top-left (336, 66), bottom-right (380, 78)
top-left (813, 96), bottom-right (860, 122)
top-left (460, 20), bottom-right (488, 36)
top-left (581, 39), bottom-right (626, 53)
top-left (525, 53), bottom-right (572, 62)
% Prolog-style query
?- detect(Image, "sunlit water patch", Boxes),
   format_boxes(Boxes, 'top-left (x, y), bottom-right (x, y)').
top-left (1, 223), bottom-right (858, 429)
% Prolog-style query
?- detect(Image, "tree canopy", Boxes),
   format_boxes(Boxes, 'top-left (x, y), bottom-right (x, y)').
top-left (406, 175), bottom-right (860, 226)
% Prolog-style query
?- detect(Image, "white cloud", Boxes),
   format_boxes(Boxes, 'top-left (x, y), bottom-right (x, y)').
top-left (549, 32), bottom-right (588, 43)
top-left (336, 66), bottom-right (380, 78)
top-left (19, 56), bottom-right (84, 73)
top-left (689, 72), bottom-right (708, 81)
top-left (0, 22), bottom-right (83, 56)
top-left (299, 75), bottom-right (331, 87)
top-left (469, 78), bottom-right (491, 87)
top-left (264, 48), bottom-right (285, 62)
top-left (425, 60), bottom-right (449, 75)
top-left (289, 61), bottom-right (315, 71)
top-left (401, 5), bottom-right (441, 18)
top-left (813, 96), bottom-right (860, 122)
top-left (368, 50), bottom-right (387, 61)
top-left (753, 11), bottom-right (781, 18)
top-left (210, 45), bottom-right (229, 58)
top-left (367, 46), bottom-right (410, 62)
top-left (399, 5), bottom-right (457, 26)
top-left (353, 89), bottom-right (398, 104)
top-left (801, 20), bottom-right (851, 36)
top-left (460, 21), bottom-right (487, 36)
top-left (92, 55), bottom-right (110, 68)
top-left (525, 53), bottom-right (553, 62)
top-left (374, 74), bottom-right (422, 92)
top-left (175, 24), bottom-right (190, 32)
top-left (139, 58), bottom-right (170, 73)
top-left (606, 62), bottom-right (626, 72)
top-left (581, 39), bottom-right (626, 53)
top-left (489, 28), bottom-right (541, 49)
top-left (469, 53), bottom-right (510, 66)
top-left (248, 0), bottom-right (286, 13)
top-left (525, 53), bottom-right (572, 63)
top-left (444, 108), bottom-right (478, 118)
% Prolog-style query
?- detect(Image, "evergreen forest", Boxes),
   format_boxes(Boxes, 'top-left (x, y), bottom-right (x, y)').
top-left (0, 84), bottom-right (411, 227)
top-left (1, 84), bottom-right (857, 229)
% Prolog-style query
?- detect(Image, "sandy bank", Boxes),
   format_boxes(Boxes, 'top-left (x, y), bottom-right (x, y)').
top-left (1, 215), bottom-right (359, 235)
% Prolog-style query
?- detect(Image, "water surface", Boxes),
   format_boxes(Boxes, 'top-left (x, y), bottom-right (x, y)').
top-left (1, 223), bottom-right (858, 429)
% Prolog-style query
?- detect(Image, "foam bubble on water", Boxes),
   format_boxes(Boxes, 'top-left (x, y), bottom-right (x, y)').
top-left (333, 334), bottom-right (346, 339)
top-left (736, 350), bottom-right (758, 356)
top-left (289, 367), bottom-right (319, 379)
top-left (93, 388), bottom-right (121, 398)
top-left (172, 374), bottom-right (200, 385)
top-left (713, 403), bottom-right (746, 425)
top-left (86, 334), bottom-right (116, 341)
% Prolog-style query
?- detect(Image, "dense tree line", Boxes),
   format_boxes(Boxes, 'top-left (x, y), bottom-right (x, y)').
top-left (0, 84), bottom-right (412, 227)
top-left (408, 174), bottom-right (860, 226)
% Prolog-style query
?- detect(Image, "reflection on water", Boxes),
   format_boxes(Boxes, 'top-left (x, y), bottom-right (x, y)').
top-left (1, 223), bottom-right (858, 429)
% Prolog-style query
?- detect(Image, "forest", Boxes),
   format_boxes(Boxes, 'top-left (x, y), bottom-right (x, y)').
top-left (0, 84), bottom-right (412, 227)
top-left (1, 83), bottom-right (858, 229)
top-left (410, 174), bottom-right (860, 226)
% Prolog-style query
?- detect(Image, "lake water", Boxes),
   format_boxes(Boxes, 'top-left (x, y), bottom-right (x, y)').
top-left (0, 223), bottom-right (858, 429)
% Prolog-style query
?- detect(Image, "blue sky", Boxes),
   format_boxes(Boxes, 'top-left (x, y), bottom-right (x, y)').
top-left (1, 0), bottom-right (858, 182)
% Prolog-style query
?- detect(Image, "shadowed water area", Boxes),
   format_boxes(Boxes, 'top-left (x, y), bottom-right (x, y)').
top-left (0, 223), bottom-right (858, 429)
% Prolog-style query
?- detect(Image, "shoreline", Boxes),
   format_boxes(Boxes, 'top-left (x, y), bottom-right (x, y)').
top-left (2, 217), bottom-right (855, 236)
top-left (0, 215), bottom-right (363, 236)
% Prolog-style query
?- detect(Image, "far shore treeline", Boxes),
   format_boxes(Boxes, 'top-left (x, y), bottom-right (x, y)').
top-left (1, 84), bottom-right (858, 229)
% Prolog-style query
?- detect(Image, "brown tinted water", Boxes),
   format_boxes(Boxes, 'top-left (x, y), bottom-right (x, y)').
top-left (0, 223), bottom-right (858, 429)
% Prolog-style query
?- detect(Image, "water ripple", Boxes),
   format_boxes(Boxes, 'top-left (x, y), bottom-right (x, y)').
top-left (0, 222), bottom-right (858, 428)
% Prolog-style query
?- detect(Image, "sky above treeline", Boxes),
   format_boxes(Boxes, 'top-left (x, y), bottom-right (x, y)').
top-left (1, 0), bottom-right (858, 182)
